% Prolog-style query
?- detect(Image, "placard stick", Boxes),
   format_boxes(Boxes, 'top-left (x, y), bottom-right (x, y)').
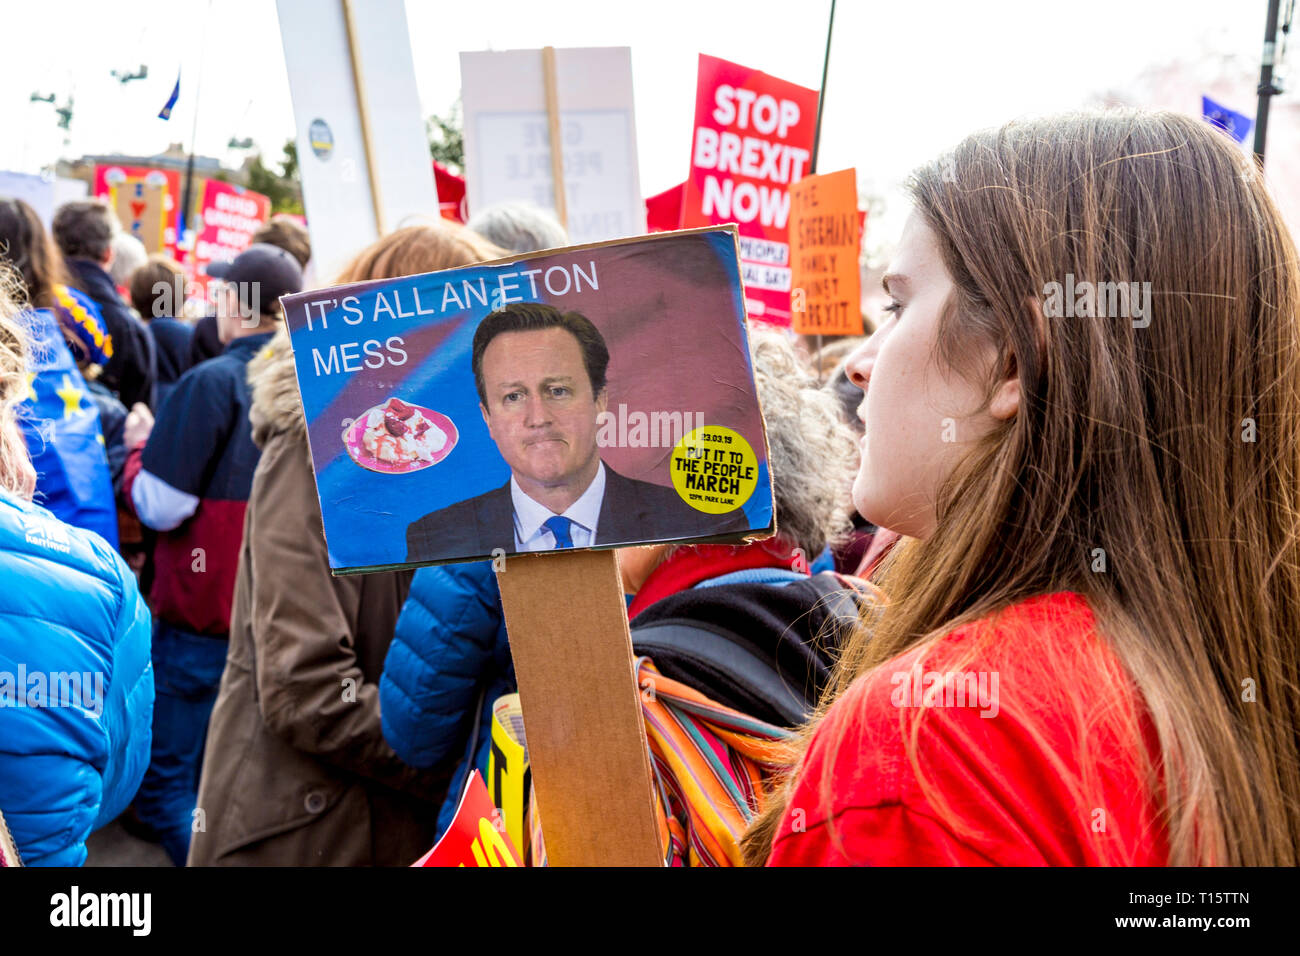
top-left (541, 45), bottom-right (569, 229)
top-left (342, 0), bottom-right (387, 234)
top-left (495, 549), bottom-right (661, 866)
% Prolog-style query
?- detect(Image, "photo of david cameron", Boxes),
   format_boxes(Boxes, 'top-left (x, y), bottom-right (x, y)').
top-left (405, 302), bottom-right (749, 562)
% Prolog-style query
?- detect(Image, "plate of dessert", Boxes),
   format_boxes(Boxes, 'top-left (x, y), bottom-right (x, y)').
top-left (342, 396), bottom-right (458, 474)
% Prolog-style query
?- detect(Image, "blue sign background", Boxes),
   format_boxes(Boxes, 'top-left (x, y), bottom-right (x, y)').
top-left (284, 229), bottom-right (773, 572)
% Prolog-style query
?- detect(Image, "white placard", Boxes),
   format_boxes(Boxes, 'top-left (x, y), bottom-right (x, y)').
top-left (460, 47), bottom-right (646, 245)
top-left (0, 171), bottom-right (54, 226)
top-left (276, 0), bottom-right (439, 281)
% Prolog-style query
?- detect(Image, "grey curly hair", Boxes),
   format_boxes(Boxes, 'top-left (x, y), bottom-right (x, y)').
top-left (0, 269), bottom-right (32, 498)
top-left (749, 327), bottom-right (858, 557)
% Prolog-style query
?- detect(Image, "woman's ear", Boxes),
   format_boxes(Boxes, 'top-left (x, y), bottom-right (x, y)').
top-left (989, 296), bottom-right (1045, 422)
top-left (989, 372), bottom-right (1020, 421)
top-left (989, 348), bottom-right (1021, 421)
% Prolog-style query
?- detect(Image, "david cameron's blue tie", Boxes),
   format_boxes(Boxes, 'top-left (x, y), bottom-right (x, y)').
top-left (543, 515), bottom-right (576, 549)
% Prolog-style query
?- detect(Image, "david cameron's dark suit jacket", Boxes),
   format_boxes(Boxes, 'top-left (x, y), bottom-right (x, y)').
top-left (405, 464), bottom-right (752, 563)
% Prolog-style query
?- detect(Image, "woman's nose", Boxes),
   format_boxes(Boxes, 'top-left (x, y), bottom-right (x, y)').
top-left (843, 336), bottom-right (876, 393)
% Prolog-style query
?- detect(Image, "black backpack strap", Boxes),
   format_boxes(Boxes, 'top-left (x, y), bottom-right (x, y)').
top-left (632, 620), bottom-right (809, 726)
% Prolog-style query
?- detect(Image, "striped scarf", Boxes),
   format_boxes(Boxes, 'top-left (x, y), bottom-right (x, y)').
top-left (528, 657), bottom-right (795, 867)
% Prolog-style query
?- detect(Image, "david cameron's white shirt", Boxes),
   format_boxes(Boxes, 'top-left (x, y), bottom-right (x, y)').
top-left (510, 462), bottom-right (606, 551)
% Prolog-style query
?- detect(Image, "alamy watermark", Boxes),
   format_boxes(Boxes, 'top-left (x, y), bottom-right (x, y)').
top-left (595, 404), bottom-right (705, 448)
top-left (1042, 273), bottom-right (1151, 328)
top-left (0, 664), bottom-right (104, 718)
top-left (890, 668), bottom-right (1000, 718)
top-left (150, 277), bottom-right (265, 327)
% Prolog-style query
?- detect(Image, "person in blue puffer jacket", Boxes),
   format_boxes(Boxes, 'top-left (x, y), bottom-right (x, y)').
top-left (380, 560), bottom-right (514, 838)
top-left (0, 286), bottom-right (154, 867)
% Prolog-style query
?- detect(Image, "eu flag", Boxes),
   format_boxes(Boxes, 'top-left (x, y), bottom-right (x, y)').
top-left (16, 307), bottom-right (118, 548)
top-left (158, 71), bottom-right (180, 120)
top-left (1202, 96), bottom-right (1253, 144)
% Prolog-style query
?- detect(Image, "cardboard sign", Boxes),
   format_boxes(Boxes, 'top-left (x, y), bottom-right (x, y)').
top-left (789, 168), bottom-right (863, 335)
top-left (193, 181), bottom-right (271, 290)
top-left (680, 54), bottom-right (819, 326)
top-left (280, 227), bottom-right (774, 573)
top-left (411, 771), bottom-right (522, 867)
top-left (93, 165), bottom-right (180, 258)
top-left (110, 179), bottom-right (166, 253)
top-left (495, 548), bottom-right (662, 867)
top-left (276, 0), bottom-right (440, 281)
top-left (460, 47), bottom-right (646, 244)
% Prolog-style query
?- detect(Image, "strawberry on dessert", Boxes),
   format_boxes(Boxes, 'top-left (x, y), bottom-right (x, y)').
top-left (360, 397), bottom-right (448, 465)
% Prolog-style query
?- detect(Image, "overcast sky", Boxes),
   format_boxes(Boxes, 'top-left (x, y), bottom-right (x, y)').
top-left (0, 0), bottom-right (1288, 243)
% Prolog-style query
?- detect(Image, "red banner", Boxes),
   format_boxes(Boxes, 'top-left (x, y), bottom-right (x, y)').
top-left (411, 771), bottom-right (523, 867)
top-left (680, 54), bottom-right (818, 325)
top-left (193, 180), bottom-right (271, 287)
top-left (93, 164), bottom-right (182, 259)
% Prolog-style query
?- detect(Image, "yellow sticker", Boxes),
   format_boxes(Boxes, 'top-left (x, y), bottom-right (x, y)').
top-left (670, 426), bottom-right (758, 514)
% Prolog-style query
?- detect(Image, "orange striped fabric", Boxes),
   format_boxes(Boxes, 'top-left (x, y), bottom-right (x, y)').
top-left (528, 658), bottom-right (795, 867)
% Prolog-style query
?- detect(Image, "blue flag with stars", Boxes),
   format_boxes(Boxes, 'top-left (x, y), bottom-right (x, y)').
top-left (158, 71), bottom-right (180, 120)
top-left (1202, 95), bottom-right (1253, 144)
top-left (16, 307), bottom-right (118, 548)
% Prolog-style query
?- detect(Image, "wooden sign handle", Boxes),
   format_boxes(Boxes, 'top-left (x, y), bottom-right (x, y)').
top-left (541, 45), bottom-right (568, 230)
top-left (495, 549), bottom-right (661, 866)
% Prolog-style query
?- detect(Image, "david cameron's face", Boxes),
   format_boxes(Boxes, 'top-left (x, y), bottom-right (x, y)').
top-left (479, 326), bottom-right (607, 493)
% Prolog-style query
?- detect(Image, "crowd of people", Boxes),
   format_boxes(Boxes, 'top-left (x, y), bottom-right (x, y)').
top-left (2, 106), bottom-right (1299, 867)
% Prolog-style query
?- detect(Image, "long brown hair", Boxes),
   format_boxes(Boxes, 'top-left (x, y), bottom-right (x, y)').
top-left (0, 197), bottom-right (73, 311)
top-left (744, 109), bottom-right (1300, 866)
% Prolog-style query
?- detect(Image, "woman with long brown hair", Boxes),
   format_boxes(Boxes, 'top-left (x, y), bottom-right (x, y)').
top-left (745, 109), bottom-right (1300, 866)
top-left (188, 222), bottom-right (506, 866)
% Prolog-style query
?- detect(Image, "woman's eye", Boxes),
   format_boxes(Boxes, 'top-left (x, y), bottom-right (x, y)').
top-left (883, 299), bottom-right (904, 318)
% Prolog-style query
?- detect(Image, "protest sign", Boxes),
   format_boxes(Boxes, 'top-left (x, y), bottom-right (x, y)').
top-left (93, 164), bottom-right (180, 258)
top-left (111, 178), bottom-right (166, 253)
top-left (0, 171), bottom-right (51, 225)
top-left (680, 54), bottom-right (819, 326)
top-left (2, 172), bottom-right (90, 229)
top-left (487, 694), bottom-right (530, 857)
top-left (276, 0), bottom-right (439, 281)
top-left (789, 168), bottom-right (863, 335)
top-left (411, 771), bottom-right (522, 867)
top-left (460, 47), bottom-right (646, 244)
top-left (192, 180), bottom-right (271, 290)
top-left (280, 226), bottom-right (773, 574)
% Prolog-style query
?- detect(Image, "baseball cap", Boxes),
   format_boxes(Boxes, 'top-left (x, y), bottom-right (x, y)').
top-left (206, 243), bottom-right (303, 316)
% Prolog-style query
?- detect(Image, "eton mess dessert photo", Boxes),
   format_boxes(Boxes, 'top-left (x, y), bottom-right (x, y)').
top-left (343, 396), bottom-right (458, 474)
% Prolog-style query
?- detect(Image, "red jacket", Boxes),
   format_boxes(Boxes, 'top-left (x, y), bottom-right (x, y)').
top-left (767, 592), bottom-right (1168, 866)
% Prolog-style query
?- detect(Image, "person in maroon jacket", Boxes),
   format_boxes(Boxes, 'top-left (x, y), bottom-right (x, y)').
top-left (121, 243), bottom-right (302, 865)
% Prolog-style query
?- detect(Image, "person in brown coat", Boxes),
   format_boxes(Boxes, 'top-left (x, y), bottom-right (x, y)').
top-left (188, 223), bottom-right (506, 866)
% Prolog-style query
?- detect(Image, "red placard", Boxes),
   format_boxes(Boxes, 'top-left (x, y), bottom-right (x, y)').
top-left (192, 180), bottom-right (271, 290)
top-left (680, 54), bottom-right (818, 326)
top-left (94, 164), bottom-right (182, 259)
top-left (411, 771), bottom-right (523, 867)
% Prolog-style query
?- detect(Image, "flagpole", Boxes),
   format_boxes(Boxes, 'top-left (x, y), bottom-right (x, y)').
top-left (179, 0), bottom-right (212, 246)
top-left (1253, 0), bottom-right (1283, 165)
top-left (810, 0), bottom-right (836, 378)
top-left (810, 0), bottom-right (836, 176)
